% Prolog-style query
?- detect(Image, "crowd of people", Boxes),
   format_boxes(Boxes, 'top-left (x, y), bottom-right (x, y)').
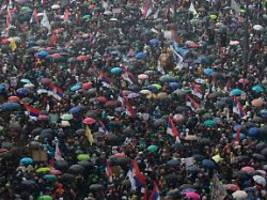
top-left (0, 0), bottom-right (267, 199)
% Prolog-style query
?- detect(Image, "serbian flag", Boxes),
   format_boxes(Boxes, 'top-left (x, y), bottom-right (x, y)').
top-left (5, 3), bottom-right (15, 35)
top-left (55, 140), bottom-right (64, 161)
top-left (23, 104), bottom-right (41, 117)
top-left (186, 95), bottom-right (200, 111)
top-left (235, 127), bottom-right (241, 143)
top-left (30, 8), bottom-right (40, 24)
top-left (105, 162), bottom-right (113, 182)
top-left (50, 31), bottom-right (58, 46)
top-left (47, 82), bottom-right (64, 97)
top-left (233, 96), bottom-right (246, 118)
top-left (123, 97), bottom-right (136, 118)
top-left (191, 83), bottom-right (203, 99)
top-left (143, 0), bottom-right (153, 18)
top-left (64, 8), bottom-right (71, 21)
top-left (131, 159), bottom-right (147, 187)
top-left (149, 181), bottom-right (160, 200)
top-left (167, 115), bottom-right (181, 143)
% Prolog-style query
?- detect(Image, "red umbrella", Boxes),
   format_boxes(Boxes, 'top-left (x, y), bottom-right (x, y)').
top-left (224, 184), bottom-right (240, 192)
top-left (38, 114), bottom-right (49, 121)
top-left (82, 82), bottom-right (92, 90)
top-left (96, 96), bottom-right (108, 103)
top-left (76, 55), bottom-right (89, 61)
top-left (8, 96), bottom-right (20, 102)
top-left (251, 98), bottom-right (264, 108)
top-left (83, 117), bottom-right (96, 125)
top-left (50, 53), bottom-right (62, 59)
top-left (173, 114), bottom-right (184, 124)
top-left (41, 78), bottom-right (52, 85)
top-left (241, 166), bottom-right (255, 174)
top-left (105, 100), bottom-right (121, 107)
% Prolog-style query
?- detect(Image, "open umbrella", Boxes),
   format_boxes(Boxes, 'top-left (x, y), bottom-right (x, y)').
top-left (147, 145), bottom-right (158, 153)
top-left (184, 192), bottom-right (200, 200)
top-left (37, 195), bottom-right (53, 200)
top-left (68, 164), bottom-right (85, 175)
top-left (83, 117), bottom-right (96, 125)
top-left (203, 119), bottom-right (216, 128)
top-left (248, 127), bottom-right (259, 137)
top-left (20, 157), bottom-right (33, 166)
top-left (70, 83), bottom-right (82, 92)
top-left (110, 67), bottom-right (123, 75)
top-left (89, 184), bottom-right (104, 191)
top-left (159, 75), bottom-right (176, 82)
top-left (203, 68), bottom-right (214, 76)
top-left (0, 102), bottom-right (21, 112)
top-left (252, 85), bottom-right (264, 93)
top-left (230, 88), bottom-right (244, 96)
top-left (43, 174), bottom-right (57, 181)
top-left (61, 113), bottom-right (73, 121)
top-left (69, 106), bottom-right (83, 114)
top-left (77, 154), bottom-right (90, 161)
top-left (253, 175), bottom-right (266, 186)
top-left (241, 166), bottom-right (255, 174)
top-left (135, 52), bottom-right (145, 60)
top-left (202, 159), bottom-right (216, 169)
top-left (232, 190), bottom-right (248, 200)
top-left (36, 50), bottom-right (48, 59)
top-left (36, 167), bottom-right (50, 174)
top-left (251, 98), bottom-right (264, 107)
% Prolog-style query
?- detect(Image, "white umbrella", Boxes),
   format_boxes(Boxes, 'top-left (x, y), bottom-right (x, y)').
top-left (51, 4), bottom-right (60, 10)
top-left (253, 175), bottom-right (266, 186)
top-left (232, 190), bottom-right (248, 200)
top-left (253, 24), bottom-right (263, 31)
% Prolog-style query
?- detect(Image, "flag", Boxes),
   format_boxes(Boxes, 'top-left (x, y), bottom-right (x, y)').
top-left (55, 140), bottom-right (64, 161)
top-left (167, 115), bottom-right (181, 143)
top-left (186, 95), bottom-right (200, 111)
top-left (47, 82), bottom-right (64, 97)
top-left (232, 96), bottom-right (246, 118)
top-left (85, 125), bottom-right (94, 145)
top-left (191, 83), bottom-right (203, 99)
top-left (5, 1), bottom-right (14, 36)
top-left (9, 38), bottom-right (17, 51)
top-left (30, 8), bottom-right (40, 24)
top-left (105, 162), bottom-right (113, 182)
top-left (189, 2), bottom-right (197, 15)
top-left (23, 104), bottom-right (41, 117)
top-left (131, 159), bottom-right (147, 187)
top-left (124, 97), bottom-right (136, 118)
top-left (64, 8), bottom-right (71, 21)
top-left (210, 174), bottom-right (227, 200)
top-left (143, 0), bottom-right (153, 18)
top-left (231, 0), bottom-right (240, 14)
top-left (41, 10), bottom-right (51, 34)
top-left (41, 0), bottom-right (46, 6)
top-left (149, 181), bottom-right (160, 200)
top-left (235, 127), bottom-right (241, 143)
top-left (50, 31), bottom-right (58, 46)
top-left (127, 169), bottom-right (137, 191)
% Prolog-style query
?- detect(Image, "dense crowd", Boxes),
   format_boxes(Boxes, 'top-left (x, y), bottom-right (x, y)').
top-left (0, 0), bottom-right (267, 199)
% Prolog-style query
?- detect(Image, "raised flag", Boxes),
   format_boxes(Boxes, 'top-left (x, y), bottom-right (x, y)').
top-left (232, 96), bottom-right (246, 118)
top-left (85, 125), bottom-right (94, 145)
top-left (64, 8), bottom-right (71, 21)
top-left (30, 8), bottom-right (40, 24)
top-left (105, 162), bottom-right (113, 182)
top-left (189, 2), bottom-right (197, 15)
top-left (191, 83), bottom-right (203, 99)
top-left (149, 181), bottom-right (160, 200)
top-left (131, 160), bottom-right (147, 187)
top-left (127, 169), bottom-right (137, 191)
top-left (23, 104), bottom-right (41, 117)
top-left (186, 95), bottom-right (200, 111)
top-left (54, 139), bottom-right (64, 161)
top-left (143, 0), bottom-right (153, 18)
top-left (41, 10), bottom-right (51, 34)
top-left (167, 115), bottom-right (181, 143)
top-left (123, 97), bottom-right (136, 118)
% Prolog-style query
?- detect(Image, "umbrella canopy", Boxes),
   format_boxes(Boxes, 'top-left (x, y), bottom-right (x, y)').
top-left (159, 75), bottom-right (177, 82)
top-left (89, 184), bottom-right (104, 191)
top-left (61, 113), bottom-right (73, 121)
top-left (251, 98), bottom-right (264, 107)
top-left (36, 50), bottom-right (49, 58)
top-left (203, 68), bottom-right (214, 76)
top-left (37, 195), bottom-right (53, 200)
top-left (147, 145), bottom-right (158, 153)
top-left (77, 154), bottom-right (90, 161)
top-left (43, 174), bottom-right (57, 181)
top-left (20, 157), bottom-right (33, 166)
top-left (69, 106), bottom-right (83, 114)
top-left (241, 166), bottom-right (255, 174)
top-left (230, 88), bottom-right (244, 96)
top-left (83, 117), bottom-right (96, 125)
top-left (232, 190), bottom-right (248, 200)
top-left (184, 192), bottom-right (200, 200)
top-left (36, 167), bottom-right (50, 174)
top-left (252, 85), bottom-right (264, 93)
top-left (203, 119), bottom-right (216, 128)
top-left (68, 164), bottom-right (85, 175)
top-left (135, 52), bottom-right (146, 60)
top-left (253, 175), bottom-right (266, 186)
top-left (201, 159), bottom-right (216, 169)
top-left (70, 83), bottom-right (82, 92)
top-left (248, 127), bottom-right (260, 137)
top-left (0, 102), bottom-right (21, 112)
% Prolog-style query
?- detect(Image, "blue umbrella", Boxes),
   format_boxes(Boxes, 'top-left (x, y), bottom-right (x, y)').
top-left (202, 159), bottom-right (216, 169)
top-left (110, 67), bottom-right (123, 75)
top-left (0, 84), bottom-right (7, 93)
top-left (149, 39), bottom-right (160, 46)
top-left (248, 127), bottom-right (259, 137)
top-left (36, 50), bottom-right (49, 59)
top-left (20, 157), bottom-right (33, 166)
top-left (173, 46), bottom-right (189, 57)
top-left (135, 52), bottom-right (146, 60)
top-left (159, 75), bottom-right (177, 82)
top-left (260, 109), bottom-right (267, 118)
top-left (169, 82), bottom-right (180, 90)
top-left (233, 124), bottom-right (241, 131)
top-left (203, 68), bottom-right (214, 76)
top-left (70, 83), bottom-right (82, 92)
top-left (0, 102), bottom-right (21, 111)
top-left (69, 106), bottom-right (82, 114)
top-left (16, 88), bottom-right (29, 97)
top-left (20, 79), bottom-right (31, 84)
top-left (195, 55), bottom-right (209, 64)
top-left (230, 88), bottom-right (243, 96)
top-left (252, 85), bottom-right (264, 93)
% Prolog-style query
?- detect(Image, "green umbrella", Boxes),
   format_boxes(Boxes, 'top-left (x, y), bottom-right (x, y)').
top-left (203, 119), bottom-right (216, 128)
top-left (147, 145), bottom-right (158, 153)
top-left (252, 85), bottom-right (264, 93)
top-left (43, 174), bottom-right (57, 181)
top-left (37, 195), bottom-right (53, 200)
top-left (152, 84), bottom-right (162, 90)
top-left (82, 15), bottom-right (91, 22)
top-left (209, 14), bottom-right (217, 20)
top-left (77, 154), bottom-right (90, 161)
top-left (36, 167), bottom-right (50, 174)
top-left (61, 113), bottom-right (73, 121)
top-left (20, 6), bottom-right (32, 14)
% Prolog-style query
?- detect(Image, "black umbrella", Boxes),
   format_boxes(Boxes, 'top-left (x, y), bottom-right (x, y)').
top-left (55, 160), bottom-right (68, 171)
top-left (167, 159), bottom-right (180, 167)
top-left (252, 153), bottom-right (266, 161)
top-left (68, 164), bottom-right (85, 175)
top-left (89, 184), bottom-right (104, 191)
top-left (256, 142), bottom-right (267, 151)
top-left (260, 148), bottom-right (267, 157)
top-left (77, 160), bottom-right (94, 170)
top-left (61, 173), bottom-right (75, 182)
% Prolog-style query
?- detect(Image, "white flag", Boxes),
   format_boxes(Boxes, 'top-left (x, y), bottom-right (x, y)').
top-left (41, 10), bottom-right (51, 34)
top-left (189, 2), bottom-right (197, 15)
